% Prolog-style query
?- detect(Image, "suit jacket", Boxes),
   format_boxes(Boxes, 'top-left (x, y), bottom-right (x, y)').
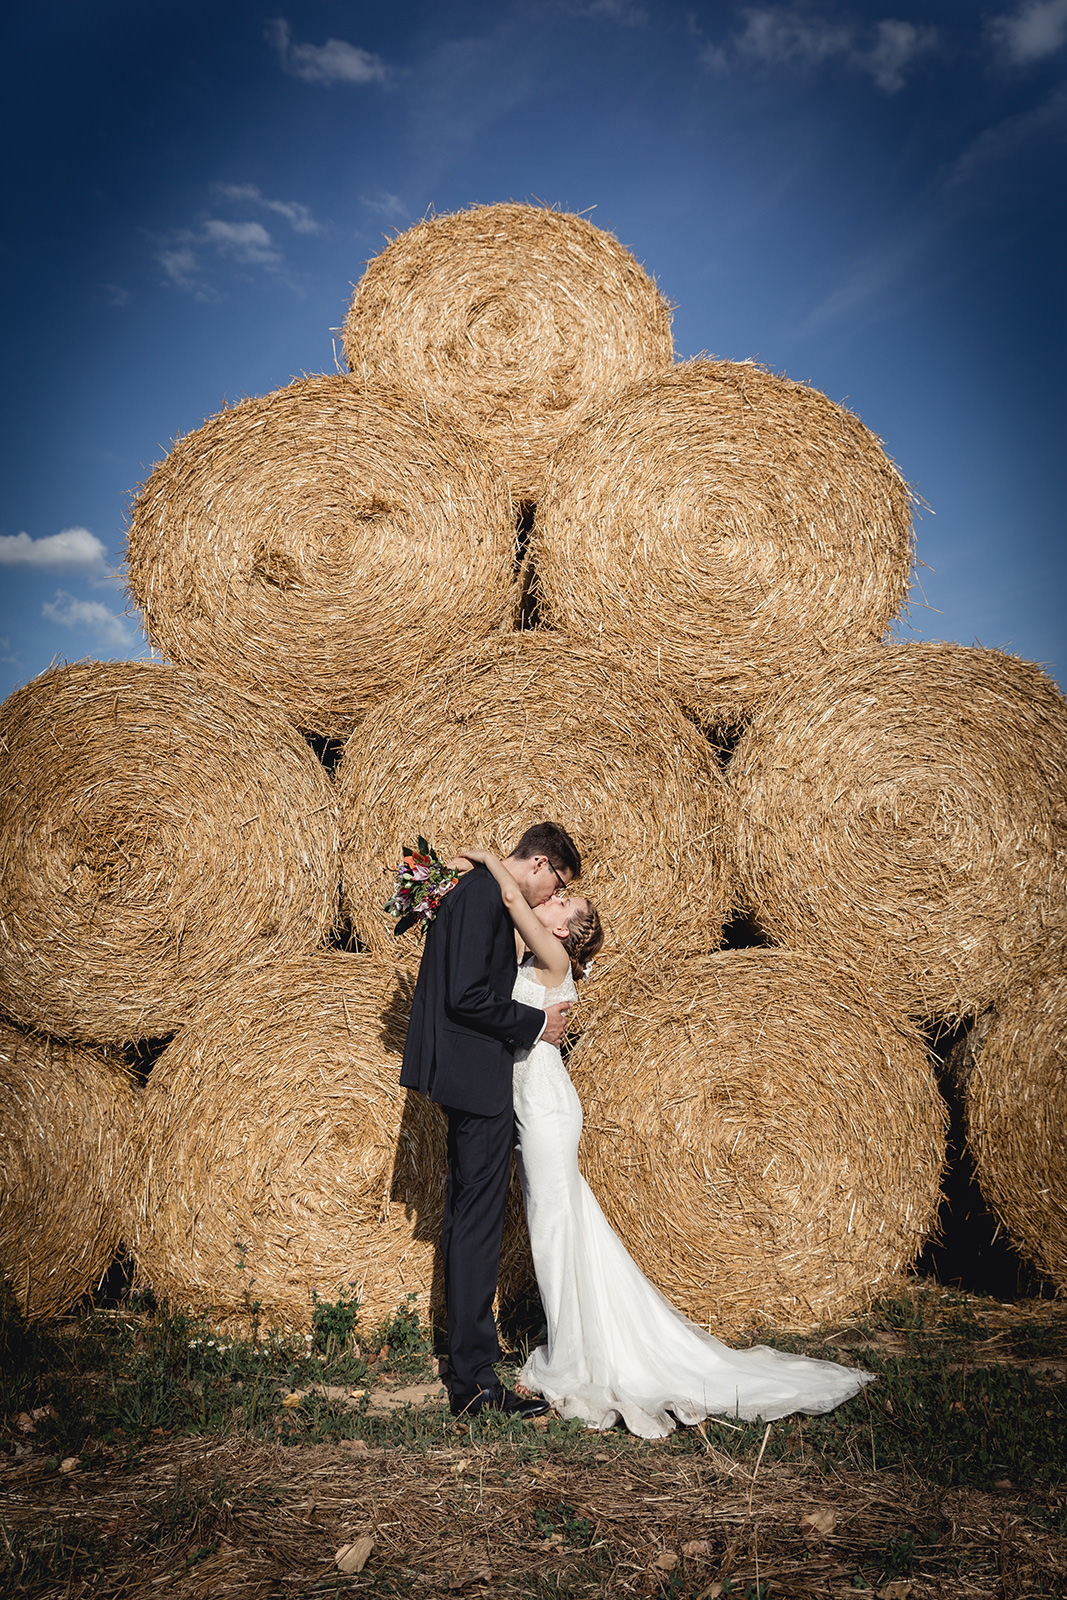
top-left (400, 864), bottom-right (545, 1116)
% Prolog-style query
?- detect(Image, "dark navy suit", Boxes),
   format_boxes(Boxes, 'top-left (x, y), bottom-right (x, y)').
top-left (400, 865), bottom-right (545, 1396)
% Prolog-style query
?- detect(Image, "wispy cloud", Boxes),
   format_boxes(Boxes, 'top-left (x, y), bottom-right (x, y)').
top-left (0, 637), bottom-right (16, 667)
top-left (360, 192), bottom-right (409, 222)
top-left (802, 70), bottom-right (1067, 335)
top-left (703, 6), bottom-right (938, 92)
top-left (800, 224), bottom-right (937, 334)
top-left (100, 282), bottom-right (130, 308)
top-left (861, 19), bottom-right (939, 92)
top-left (987, 0), bottom-right (1067, 65)
top-left (211, 182), bottom-right (321, 234)
top-left (201, 218), bottom-right (281, 268)
top-left (42, 592), bottom-right (139, 650)
top-left (567, 0), bottom-right (647, 23)
top-left (156, 242), bottom-right (208, 296)
top-left (945, 83), bottom-right (1067, 187)
top-left (266, 18), bottom-right (388, 85)
top-left (0, 527), bottom-right (108, 570)
top-left (154, 181), bottom-right (321, 296)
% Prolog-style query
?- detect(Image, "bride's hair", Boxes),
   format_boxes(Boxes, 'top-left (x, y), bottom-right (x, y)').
top-left (562, 899), bottom-right (604, 979)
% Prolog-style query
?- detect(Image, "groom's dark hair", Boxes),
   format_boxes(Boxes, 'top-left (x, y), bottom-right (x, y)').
top-left (511, 821), bottom-right (581, 879)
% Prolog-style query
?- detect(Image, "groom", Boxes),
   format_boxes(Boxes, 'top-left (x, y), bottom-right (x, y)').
top-left (401, 821), bottom-right (581, 1417)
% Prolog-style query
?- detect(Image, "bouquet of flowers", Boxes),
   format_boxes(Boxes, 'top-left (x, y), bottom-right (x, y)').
top-left (384, 836), bottom-right (459, 938)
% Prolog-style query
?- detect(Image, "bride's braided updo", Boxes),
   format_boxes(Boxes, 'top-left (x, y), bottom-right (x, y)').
top-left (562, 898), bottom-right (604, 980)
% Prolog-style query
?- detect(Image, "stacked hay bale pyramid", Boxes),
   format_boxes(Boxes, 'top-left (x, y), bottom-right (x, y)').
top-left (3, 202), bottom-right (1065, 1337)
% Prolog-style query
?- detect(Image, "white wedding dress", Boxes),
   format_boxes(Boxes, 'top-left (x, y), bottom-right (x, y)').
top-left (511, 962), bottom-right (874, 1438)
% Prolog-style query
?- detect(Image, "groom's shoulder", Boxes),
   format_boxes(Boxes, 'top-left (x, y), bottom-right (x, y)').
top-left (443, 864), bottom-right (498, 916)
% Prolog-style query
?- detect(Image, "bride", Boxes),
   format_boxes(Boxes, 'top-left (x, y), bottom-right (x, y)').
top-left (452, 849), bottom-right (874, 1439)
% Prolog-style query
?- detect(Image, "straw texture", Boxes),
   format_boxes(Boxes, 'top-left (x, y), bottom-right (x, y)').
top-left (532, 359), bottom-right (914, 725)
top-left (571, 949), bottom-right (947, 1334)
top-left (341, 203), bottom-right (674, 502)
top-left (728, 643), bottom-right (1067, 1021)
top-left (126, 375), bottom-right (517, 738)
top-left (124, 951), bottom-right (528, 1330)
top-left (0, 660), bottom-right (339, 1043)
top-left (0, 1018), bottom-right (136, 1320)
top-left (334, 633), bottom-right (732, 970)
top-left (962, 945), bottom-right (1067, 1291)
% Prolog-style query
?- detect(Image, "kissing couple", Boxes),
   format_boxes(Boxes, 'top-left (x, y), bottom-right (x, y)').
top-left (400, 821), bottom-right (873, 1438)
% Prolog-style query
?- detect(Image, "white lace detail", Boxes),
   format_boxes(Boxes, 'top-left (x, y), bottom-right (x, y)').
top-left (513, 963), bottom-right (576, 1092)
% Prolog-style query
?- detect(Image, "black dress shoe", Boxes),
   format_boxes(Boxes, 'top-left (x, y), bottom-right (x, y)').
top-left (450, 1384), bottom-right (550, 1419)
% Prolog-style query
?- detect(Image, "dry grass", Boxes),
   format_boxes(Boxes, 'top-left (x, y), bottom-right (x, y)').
top-left (342, 202), bottom-right (674, 501)
top-left (962, 942), bottom-right (1067, 1293)
top-left (727, 641), bottom-right (1067, 1021)
top-left (126, 375), bottom-right (518, 738)
top-left (334, 632), bottom-right (732, 974)
top-left (572, 949), bottom-right (947, 1335)
top-left (532, 358), bottom-right (914, 726)
top-left (0, 1018), bottom-right (135, 1320)
top-left (3, 1276), bottom-right (1067, 1600)
top-left (0, 660), bottom-right (339, 1043)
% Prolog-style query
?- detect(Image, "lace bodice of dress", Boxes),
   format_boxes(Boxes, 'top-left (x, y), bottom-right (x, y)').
top-left (513, 958), bottom-right (576, 1011)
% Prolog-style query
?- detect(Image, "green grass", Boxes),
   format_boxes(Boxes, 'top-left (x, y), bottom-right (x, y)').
top-left (2, 1284), bottom-right (1066, 1488)
top-left (2, 1284), bottom-right (1066, 1600)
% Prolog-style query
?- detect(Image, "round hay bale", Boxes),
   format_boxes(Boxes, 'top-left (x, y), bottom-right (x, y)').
top-left (728, 643), bottom-right (1067, 1021)
top-left (963, 945), bottom-right (1067, 1291)
top-left (0, 660), bottom-right (339, 1043)
top-left (531, 358), bottom-right (914, 725)
top-left (341, 203), bottom-right (674, 502)
top-left (570, 949), bottom-right (946, 1334)
top-left (124, 951), bottom-right (530, 1330)
top-left (334, 633), bottom-right (732, 970)
top-left (126, 375), bottom-right (517, 738)
top-left (0, 1018), bottom-right (136, 1320)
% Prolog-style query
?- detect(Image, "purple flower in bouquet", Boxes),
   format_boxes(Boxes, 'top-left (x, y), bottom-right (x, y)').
top-left (384, 837), bottom-right (459, 938)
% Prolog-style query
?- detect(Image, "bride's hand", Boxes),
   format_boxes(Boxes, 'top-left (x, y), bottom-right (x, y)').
top-left (447, 848), bottom-right (491, 870)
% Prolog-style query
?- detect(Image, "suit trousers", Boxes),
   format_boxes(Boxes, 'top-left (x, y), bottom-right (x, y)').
top-left (442, 1101), bottom-right (515, 1396)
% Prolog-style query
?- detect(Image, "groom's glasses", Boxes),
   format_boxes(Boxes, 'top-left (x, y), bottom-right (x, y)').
top-left (548, 863), bottom-right (567, 895)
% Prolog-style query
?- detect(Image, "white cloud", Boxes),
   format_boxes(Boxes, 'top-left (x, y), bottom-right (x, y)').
top-left (157, 243), bottom-right (202, 293)
top-left (155, 181), bottom-right (323, 296)
top-left (0, 637), bottom-right (16, 666)
top-left (156, 216), bottom-right (287, 296)
top-left (0, 527), bottom-right (108, 570)
top-left (202, 218), bottom-right (281, 268)
top-left (704, 6), bottom-right (937, 92)
top-left (100, 282), bottom-right (130, 308)
top-left (861, 19), bottom-right (939, 93)
top-left (42, 592), bottom-right (138, 650)
top-left (729, 8), bottom-right (853, 69)
top-left (267, 18), bottom-right (388, 85)
top-left (987, 0), bottom-right (1067, 64)
top-left (360, 191), bottom-right (409, 221)
top-left (211, 182), bottom-right (321, 234)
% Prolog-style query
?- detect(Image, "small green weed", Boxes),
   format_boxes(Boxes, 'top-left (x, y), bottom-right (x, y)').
top-left (533, 1501), bottom-right (596, 1546)
top-left (311, 1285), bottom-right (361, 1360)
top-left (370, 1293), bottom-right (435, 1375)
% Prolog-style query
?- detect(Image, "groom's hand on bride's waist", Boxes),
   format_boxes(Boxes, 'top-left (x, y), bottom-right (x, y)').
top-left (542, 1002), bottom-right (571, 1046)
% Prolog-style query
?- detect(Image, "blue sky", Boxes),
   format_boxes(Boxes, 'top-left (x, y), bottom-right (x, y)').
top-left (2, 0), bottom-right (1064, 703)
